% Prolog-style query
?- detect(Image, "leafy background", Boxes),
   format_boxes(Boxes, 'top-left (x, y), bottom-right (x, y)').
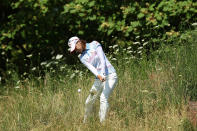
top-left (0, 0), bottom-right (197, 80)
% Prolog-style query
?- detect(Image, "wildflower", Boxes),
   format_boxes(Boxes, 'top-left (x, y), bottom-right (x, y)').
top-left (192, 23), bottom-right (197, 26)
top-left (136, 36), bottom-right (140, 39)
top-left (75, 70), bottom-right (79, 73)
top-left (15, 86), bottom-right (20, 89)
top-left (56, 54), bottom-right (63, 60)
top-left (111, 58), bottom-right (117, 61)
top-left (26, 54), bottom-right (32, 58)
top-left (60, 66), bottom-right (65, 70)
top-left (46, 63), bottom-right (51, 67)
top-left (112, 44), bottom-right (118, 48)
top-left (70, 73), bottom-right (75, 79)
top-left (133, 42), bottom-right (140, 45)
top-left (0, 76), bottom-right (1, 82)
top-left (78, 54), bottom-right (81, 58)
top-left (32, 67), bottom-right (36, 71)
top-left (109, 46), bottom-right (113, 48)
top-left (54, 61), bottom-right (58, 65)
top-left (141, 90), bottom-right (149, 93)
top-left (127, 46), bottom-right (132, 50)
top-left (68, 48), bottom-right (71, 51)
top-left (137, 51), bottom-right (142, 54)
top-left (40, 61), bottom-right (47, 66)
top-left (138, 47), bottom-right (143, 50)
top-left (143, 42), bottom-right (148, 46)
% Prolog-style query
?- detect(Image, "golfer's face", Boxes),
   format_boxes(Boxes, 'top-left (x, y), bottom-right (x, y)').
top-left (75, 41), bottom-right (83, 53)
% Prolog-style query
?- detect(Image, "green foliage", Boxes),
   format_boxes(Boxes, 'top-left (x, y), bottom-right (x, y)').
top-left (0, 0), bottom-right (197, 79)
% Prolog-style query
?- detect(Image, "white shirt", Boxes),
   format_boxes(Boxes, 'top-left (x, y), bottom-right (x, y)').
top-left (79, 41), bottom-right (116, 78)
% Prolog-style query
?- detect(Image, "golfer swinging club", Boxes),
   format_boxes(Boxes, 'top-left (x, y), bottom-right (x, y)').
top-left (68, 36), bottom-right (118, 123)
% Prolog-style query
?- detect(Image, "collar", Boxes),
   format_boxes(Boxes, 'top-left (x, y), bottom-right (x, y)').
top-left (82, 43), bottom-right (90, 54)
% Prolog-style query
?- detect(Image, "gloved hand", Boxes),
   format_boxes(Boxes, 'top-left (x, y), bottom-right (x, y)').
top-left (97, 74), bottom-right (106, 82)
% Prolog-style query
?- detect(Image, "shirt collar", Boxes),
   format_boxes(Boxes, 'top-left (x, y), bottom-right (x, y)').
top-left (85, 43), bottom-right (90, 50)
top-left (82, 43), bottom-right (89, 53)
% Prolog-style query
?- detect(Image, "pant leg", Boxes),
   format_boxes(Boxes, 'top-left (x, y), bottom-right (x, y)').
top-left (84, 79), bottom-right (103, 123)
top-left (99, 73), bottom-right (118, 122)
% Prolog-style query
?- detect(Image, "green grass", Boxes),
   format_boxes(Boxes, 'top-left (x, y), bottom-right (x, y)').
top-left (0, 30), bottom-right (197, 130)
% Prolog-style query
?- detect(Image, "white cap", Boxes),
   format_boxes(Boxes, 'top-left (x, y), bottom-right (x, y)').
top-left (68, 36), bottom-right (80, 52)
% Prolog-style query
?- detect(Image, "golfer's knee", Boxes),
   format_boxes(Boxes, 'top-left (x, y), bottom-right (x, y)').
top-left (100, 95), bottom-right (108, 104)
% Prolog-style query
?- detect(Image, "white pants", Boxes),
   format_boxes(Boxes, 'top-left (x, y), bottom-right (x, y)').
top-left (84, 73), bottom-right (118, 123)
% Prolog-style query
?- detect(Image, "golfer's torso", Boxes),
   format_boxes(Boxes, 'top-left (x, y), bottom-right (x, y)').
top-left (80, 41), bottom-right (115, 75)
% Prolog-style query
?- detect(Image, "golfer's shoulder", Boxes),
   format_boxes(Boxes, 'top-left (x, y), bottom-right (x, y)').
top-left (90, 40), bottom-right (101, 49)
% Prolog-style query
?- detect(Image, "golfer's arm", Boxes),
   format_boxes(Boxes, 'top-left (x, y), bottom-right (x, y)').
top-left (81, 60), bottom-right (99, 77)
top-left (96, 45), bottom-right (106, 76)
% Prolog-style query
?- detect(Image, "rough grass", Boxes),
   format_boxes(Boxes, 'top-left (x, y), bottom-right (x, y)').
top-left (0, 29), bottom-right (197, 130)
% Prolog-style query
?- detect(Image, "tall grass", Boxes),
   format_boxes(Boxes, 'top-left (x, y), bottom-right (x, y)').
top-left (0, 30), bottom-right (196, 130)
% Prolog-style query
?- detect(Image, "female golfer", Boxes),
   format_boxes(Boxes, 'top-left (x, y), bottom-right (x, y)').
top-left (68, 36), bottom-right (118, 123)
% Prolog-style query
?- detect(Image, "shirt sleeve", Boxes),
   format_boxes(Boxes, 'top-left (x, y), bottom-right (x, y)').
top-left (96, 44), bottom-right (107, 76)
top-left (80, 59), bottom-right (99, 77)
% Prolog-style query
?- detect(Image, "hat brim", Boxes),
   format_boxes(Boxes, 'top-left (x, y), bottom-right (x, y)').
top-left (70, 44), bottom-right (76, 53)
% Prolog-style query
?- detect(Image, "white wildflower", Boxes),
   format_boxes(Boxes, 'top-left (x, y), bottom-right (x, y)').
top-left (137, 51), bottom-right (142, 54)
top-left (136, 36), bottom-right (140, 39)
top-left (56, 54), bottom-right (63, 60)
top-left (17, 80), bottom-right (20, 85)
top-left (70, 73), bottom-right (75, 79)
top-left (143, 42), bottom-right (148, 46)
top-left (127, 46), bottom-right (132, 50)
top-left (109, 46), bottom-right (113, 48)
top-left (68, 48), bottom-right (71, 51)
top-left (75, 70), bottom-right (79, 73)
top-left (15, 86), bottom-right (20, 89)
top-left (26, 54), bottom-right (32, 58)
top-left (60, 66), bottom-right (65, 70)
top-left (138, 47), bottom-right (143, 50)
top-left (141, 90), bottom-right (149, 93)
top-left (111, 58), bottom-right (117, 61)
top-left (0, 76), bottom-right (1, 82)
top-left (112, 44), bottom-right (118, 48)
top-left (133, 42), bottom-right (140, 45)
top-left (192, 23), bottom-right (197, 26)
top-left (78, 54), bottom-right (81, 58)
top-left (32, 67), bottom-right (36, 71)
top-left (54, 61), bottom-right (58, 65)
top-left (40, 61), bottom-right (47, 66)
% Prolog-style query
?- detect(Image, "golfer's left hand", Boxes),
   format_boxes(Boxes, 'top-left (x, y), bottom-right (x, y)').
top-left (97, 75), bottom-right (106, 82)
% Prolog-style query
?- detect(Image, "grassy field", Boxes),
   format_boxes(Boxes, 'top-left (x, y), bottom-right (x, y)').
top-left (0, 30), bottom-right (196, 131)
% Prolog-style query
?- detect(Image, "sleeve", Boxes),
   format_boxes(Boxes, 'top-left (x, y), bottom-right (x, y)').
top-left (96, 43), bottom-right (107, 77)
top-left (80, 59), bottom-right (99, 77)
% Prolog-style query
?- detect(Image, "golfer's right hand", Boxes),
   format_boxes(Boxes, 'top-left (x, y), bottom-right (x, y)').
top-left (97, 75), bottom-right (105, 82)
